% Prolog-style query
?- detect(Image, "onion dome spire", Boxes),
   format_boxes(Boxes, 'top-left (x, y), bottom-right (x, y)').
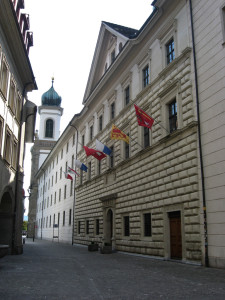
top-left (41, 77), bottom-right (62, 106)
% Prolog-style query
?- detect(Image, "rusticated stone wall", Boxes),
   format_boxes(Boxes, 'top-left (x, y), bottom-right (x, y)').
top-left (74, 47), bottom-right (202, 263)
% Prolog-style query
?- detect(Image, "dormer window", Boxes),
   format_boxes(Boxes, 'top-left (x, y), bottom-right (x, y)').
top-left (20, 13), bottom-right (30, 40)
top-left (111, 102), bottom-right (115, 120)
top-left (16, 0), bottom-right (24, 18)
top-left (111, 49), bottom-right (116, 64)
top-left (45, 119), bottom-right (54, 138)
top-left (26, 32), bottom-right (33, 54)
top-left (105, 63), bottom-right (108, 73)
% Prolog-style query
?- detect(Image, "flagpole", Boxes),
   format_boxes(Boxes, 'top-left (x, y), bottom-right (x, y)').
top-left (152, 118), bottom-right (170, 135)
top-left (69, 122), bottom-right (79, 246)
top-left (128, 134), bottom-right (144, 150)
top-left (96, 139), bottom-right (129, 162)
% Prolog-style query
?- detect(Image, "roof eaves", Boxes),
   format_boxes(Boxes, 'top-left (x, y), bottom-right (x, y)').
top-left (102, 21), bottom-right (138, 38)
top-left (130, 6), bottom-right (158, 39)
top-left (82, 38), bottom-right (130, 105)
top-left (83, 1), bottom-right (158, 104)
top-left (8, 0), bottom-right (37, 90)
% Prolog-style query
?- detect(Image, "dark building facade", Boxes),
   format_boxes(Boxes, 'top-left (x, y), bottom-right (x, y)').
top-left (0, 0), bottom-right (37, 254)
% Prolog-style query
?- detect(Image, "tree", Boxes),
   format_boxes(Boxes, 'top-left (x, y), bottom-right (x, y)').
top-left (22, 221), bottom-right (28, 231)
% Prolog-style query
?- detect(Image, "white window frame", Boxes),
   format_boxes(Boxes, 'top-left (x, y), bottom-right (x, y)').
top-left (97, 107), bottom-right (104, 132)
top-left (160, 20), bottom-right (177, 69)
top-left (137, 50), bottom-right (151, 91)
top-left (121, 73), bottom-right (132, 108)
top-left (45, 118), bottom-right (54, 139)
top-left (89, 123), bottom-right (93, 141)
top-left (160, 82), bottom-right (182, 137)
top-left (108, 91), bottom-right (117, 121)
top-left (0, 56), bottom-right (9, 98)
top-left (8, 77), bottom-right (16, 114)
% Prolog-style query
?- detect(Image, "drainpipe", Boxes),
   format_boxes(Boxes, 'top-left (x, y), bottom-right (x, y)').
top-left (41, 169), bottom-right (45, 240)
top-left (69, 123), bottom-right (78, 245)
top-left (12, 82), bottom-right (33, 254)
top-left (189, 0), bottom-right (209, 267)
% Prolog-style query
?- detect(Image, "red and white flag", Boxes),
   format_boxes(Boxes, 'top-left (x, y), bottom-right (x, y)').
top-left (64, 172), bottom-right (73, 181)
top-left (68, 166), bottom-right (80, 177)
top-left (134, 104), bottom-right (154, 129)
top-left (83, 146), bottom-right (106, 161)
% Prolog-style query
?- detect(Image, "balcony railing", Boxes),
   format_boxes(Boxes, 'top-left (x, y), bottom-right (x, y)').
top-left (11, 0), bottom-right (33, 55)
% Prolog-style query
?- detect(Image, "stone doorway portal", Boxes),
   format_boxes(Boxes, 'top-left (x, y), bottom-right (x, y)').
top-left (105, 209), bottom-right (113, 245)
top-left (100, 193), bottom-right (117, 249)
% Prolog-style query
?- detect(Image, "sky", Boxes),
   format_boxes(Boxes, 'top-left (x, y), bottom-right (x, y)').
top-left (23, 0), bottom-right (154, 214)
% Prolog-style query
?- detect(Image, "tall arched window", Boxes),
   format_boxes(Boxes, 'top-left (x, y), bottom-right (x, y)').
top-left (45, 119), bottom-right (53, 138)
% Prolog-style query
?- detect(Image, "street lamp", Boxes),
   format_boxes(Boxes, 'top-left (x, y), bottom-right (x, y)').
top-left (23, 186), bottom-right (33, 239)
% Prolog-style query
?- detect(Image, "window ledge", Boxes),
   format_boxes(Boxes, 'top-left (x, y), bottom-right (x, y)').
top-left (0, 90), bottom-right (7, 102)
top-left (3, 158), bottom-right (10, 168)
top-left (142, 236), bottom-right (153, 242)
top-left (158, 47), bottom-right (192, 78)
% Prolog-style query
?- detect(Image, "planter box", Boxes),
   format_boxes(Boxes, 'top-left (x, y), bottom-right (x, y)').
top-left (0, 245), bottom-right (9, 258)
top-left (88, 243), bottom-right (98, 252)
top-left (100, 245), bottom-right (112, 254)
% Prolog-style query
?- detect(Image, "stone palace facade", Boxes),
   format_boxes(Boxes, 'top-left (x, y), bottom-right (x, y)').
top-left (30, 0), bottom-right (225, 268)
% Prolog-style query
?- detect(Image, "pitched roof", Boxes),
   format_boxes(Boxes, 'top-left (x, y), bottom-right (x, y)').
top-left (103, 21), bottom-right (139, 38)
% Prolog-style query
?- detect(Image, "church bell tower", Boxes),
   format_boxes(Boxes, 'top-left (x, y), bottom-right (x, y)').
top-left (27, 78), bottom-right (63, 237)
top-left (36, 78), bottom-right (63, 167)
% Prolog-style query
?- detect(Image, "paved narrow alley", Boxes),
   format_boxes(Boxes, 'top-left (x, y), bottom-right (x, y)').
top-left (0, 239), bottom-right (225, 300)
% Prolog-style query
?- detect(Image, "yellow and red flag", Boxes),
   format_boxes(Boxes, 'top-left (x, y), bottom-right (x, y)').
top-left (110, 124), bottom-right (129, 144)
top-left (134, 104), bottom-right (154, 129)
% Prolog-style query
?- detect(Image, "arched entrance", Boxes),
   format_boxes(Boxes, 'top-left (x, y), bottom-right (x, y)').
top-left (0, 192), bottom-right (13, 247)
top-left (100, 193), bottom-right (117, 249)
top-left (105, 209), bottom-right (113, 245)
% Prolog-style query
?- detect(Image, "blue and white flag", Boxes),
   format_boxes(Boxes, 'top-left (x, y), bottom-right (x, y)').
top-left (96, 139), bottom-right (112, 156)
top-left (75, 160), bottom-right (88, 172)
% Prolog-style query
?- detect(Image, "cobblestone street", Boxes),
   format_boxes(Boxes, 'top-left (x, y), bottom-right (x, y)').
top-left (0, 239), bottom-right (225, 300)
